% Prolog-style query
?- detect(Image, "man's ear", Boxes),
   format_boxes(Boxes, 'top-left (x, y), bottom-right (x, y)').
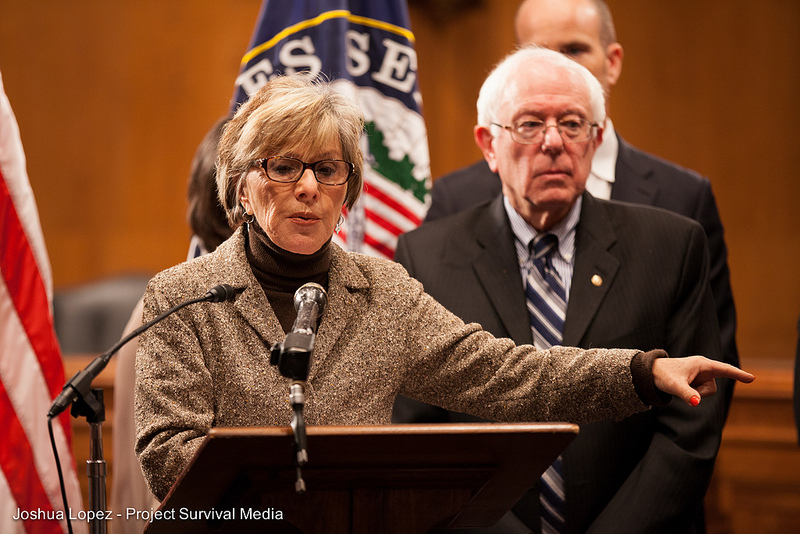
top-left (474, 125), bottom-right (499, 173)
top-left (594, 123), bottom-right (604, 149)
top-left (605, 42), bottom-right (624, 88)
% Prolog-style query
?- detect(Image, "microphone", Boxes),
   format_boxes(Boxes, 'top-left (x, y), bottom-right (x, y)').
top-left (292, 282), bottom-right (328, 336)
top-left (269, 283), bottom-right (327, 493)
top-left (47, 283), bottom-right (240, 419)
top-left (270, 283), bottom-right (328, 382)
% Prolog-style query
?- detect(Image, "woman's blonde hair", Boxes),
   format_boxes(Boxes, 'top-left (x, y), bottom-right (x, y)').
top-left (217, 75), bottom-right (364, 226)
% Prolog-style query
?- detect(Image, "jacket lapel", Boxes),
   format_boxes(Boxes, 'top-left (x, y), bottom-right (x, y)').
top-left (471, 196), bottom-right (534, 344)
top-left (309, 246), bottom-right (369, 376)
top-left (213, 228), bottom-right (371, 379)
top-left (611, 134), bottom-right (658, 205)
top-left (563, 193), bottom-right (620, 346)
top-left (209, 227), bottom-right (286, 345)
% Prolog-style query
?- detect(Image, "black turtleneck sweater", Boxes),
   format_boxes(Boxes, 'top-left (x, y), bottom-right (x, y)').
top-left (244, 221), bottom-right (331, 333)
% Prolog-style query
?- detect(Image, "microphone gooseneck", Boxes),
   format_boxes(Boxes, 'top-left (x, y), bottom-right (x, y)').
top-left (47, 283), bottom-right (240, 419)
top-left (204, 283), bottom-right (238, 303)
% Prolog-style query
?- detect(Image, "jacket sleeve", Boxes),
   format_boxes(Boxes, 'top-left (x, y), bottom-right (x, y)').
top-left (392, 270), bottom-right (651, 426)
top-left (134, 281), bottom-right (214, 502)
top-left (692, 179), bottom-right (738, 416)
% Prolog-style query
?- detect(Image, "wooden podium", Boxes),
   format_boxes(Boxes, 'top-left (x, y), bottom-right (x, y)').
top-left (145, 423), bottom-right (578, 533)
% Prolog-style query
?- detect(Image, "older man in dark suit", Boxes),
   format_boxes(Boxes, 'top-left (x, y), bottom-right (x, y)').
top-left (423, 0), bottom-right (738, 414)
top-left (395, 46), bottom-right (728, 533)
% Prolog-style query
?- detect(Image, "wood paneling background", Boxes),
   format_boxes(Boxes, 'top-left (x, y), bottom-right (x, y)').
top-left (3, 1), bottom-right (798, 531)
top-left (1, 1), bottom-right (797, 367)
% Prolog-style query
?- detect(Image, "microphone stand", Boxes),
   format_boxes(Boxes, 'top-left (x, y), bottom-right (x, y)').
top-left (289, 382), bottom-right (308, 493)
top-left (270, 332), bottom-right (314, 494)
top-left (71, 389), bottom-right (107, 534)
top-left (270, 282), bottom-right (326, 494)
top-left (47, 284), bottom-right (238, 534)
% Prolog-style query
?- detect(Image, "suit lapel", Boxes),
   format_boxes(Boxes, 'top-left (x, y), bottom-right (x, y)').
top-left (563, 194), bottom-right (620, 346)
top-left (611, 135), bottom-right (658, 205)
top-left (471, 196), bottom-right (533, 344)
top-left (309, 247), bottom-right (368, 377)
top-left (208, 228), bottom-right (286, 345)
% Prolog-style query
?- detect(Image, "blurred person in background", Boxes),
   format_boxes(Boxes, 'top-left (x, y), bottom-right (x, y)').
top-left (110, 116), bottom-right (232, 534)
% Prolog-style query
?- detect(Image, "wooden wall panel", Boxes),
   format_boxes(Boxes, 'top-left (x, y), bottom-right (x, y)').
top-left (605, 0), bottom-right (800, 368)
top-left (0, 0), bottom-right (261, 286)
top-left (0, 2), bottom-right (797, 368)
top-left (705, 359), bottom-right (800, 533)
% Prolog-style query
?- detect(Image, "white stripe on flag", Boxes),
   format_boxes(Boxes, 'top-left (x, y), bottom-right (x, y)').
top-left (0, 84), bottom-right (53, 304)
top-left (362, 195), bottom-right (417, 236)
top-left (0, 472), bottom-right (26, 534)
top-left (364, 172), bottom-right (427, 228)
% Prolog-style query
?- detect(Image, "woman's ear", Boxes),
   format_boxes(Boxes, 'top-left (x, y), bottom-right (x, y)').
top-left (239, 180), bottom-right (251, 213)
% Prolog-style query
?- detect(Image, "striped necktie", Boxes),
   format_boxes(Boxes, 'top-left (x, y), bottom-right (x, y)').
top-left (525, 233), bottom-right (566, 533)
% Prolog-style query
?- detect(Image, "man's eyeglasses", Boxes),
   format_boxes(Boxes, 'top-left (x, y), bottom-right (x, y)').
top-left (255, 156), bottom-right (353, 186)
top-left (491, 118), bottom-right (599, 144)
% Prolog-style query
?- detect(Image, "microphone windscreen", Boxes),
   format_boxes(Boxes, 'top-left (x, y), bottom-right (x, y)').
top-left (294, 282), bottom-right (327, 313)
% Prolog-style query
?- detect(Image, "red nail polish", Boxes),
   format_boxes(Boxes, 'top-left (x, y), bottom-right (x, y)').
top-left (690, 395), bottom-right (700, 407)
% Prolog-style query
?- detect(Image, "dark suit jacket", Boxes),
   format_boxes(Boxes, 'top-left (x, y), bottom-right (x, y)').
top-left (423, 135), bottom-right (738, 405)
top-left (394, 193), bottom-right (726, 533)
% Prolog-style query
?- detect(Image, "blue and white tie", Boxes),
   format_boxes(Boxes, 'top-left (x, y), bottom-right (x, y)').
top-left (525, 233), bottom-right (566, 533)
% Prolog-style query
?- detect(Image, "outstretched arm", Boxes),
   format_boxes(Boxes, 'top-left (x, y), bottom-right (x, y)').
top-left (652, 356), bottom-right (754, 406)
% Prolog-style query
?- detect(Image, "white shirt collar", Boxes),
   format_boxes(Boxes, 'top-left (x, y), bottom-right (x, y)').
top-left (586, 118), bottom-right (618, 196)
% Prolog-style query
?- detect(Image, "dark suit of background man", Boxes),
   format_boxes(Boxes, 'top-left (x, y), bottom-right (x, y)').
top-left (421, 0), bottom-right (738, 412)
top-left (394, 45), bottom-right (727, 533)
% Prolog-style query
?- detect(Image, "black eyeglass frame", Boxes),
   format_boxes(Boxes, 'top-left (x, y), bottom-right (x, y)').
top-left (254, 156), bottom-right (354, 186)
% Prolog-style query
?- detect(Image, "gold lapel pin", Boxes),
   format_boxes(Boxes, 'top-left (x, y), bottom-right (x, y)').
top-left (591, 274), bottom-right (603, 287)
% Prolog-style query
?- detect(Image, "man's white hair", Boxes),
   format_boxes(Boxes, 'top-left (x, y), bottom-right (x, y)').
top-left (476, 45), bottom-right (606, 127)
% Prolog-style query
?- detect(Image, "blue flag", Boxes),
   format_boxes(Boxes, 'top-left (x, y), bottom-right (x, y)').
top-left (233, 0), bottom-right (430, 259)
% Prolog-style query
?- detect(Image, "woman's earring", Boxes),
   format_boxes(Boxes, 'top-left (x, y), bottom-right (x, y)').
top-left (335, 214), bottom-right (345, 233)
top-left (241, 203), bottom-right (255, 224)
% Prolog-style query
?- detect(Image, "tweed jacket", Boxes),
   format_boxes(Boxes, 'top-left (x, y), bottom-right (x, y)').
top-left (135, 226), bottom-right (649, 500)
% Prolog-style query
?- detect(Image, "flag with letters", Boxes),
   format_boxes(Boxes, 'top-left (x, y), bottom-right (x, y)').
top-left (0, 69), bottom-right (86, 534)
top-left (233, 0), bottom-right (430, 259)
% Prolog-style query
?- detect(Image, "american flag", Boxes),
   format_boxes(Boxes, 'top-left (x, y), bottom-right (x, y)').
top-left (0, 69), bottom-right (86, 533)
top-left (232, 0), bottom-right (430, 259)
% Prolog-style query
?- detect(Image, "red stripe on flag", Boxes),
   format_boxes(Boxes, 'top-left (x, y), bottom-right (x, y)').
top-left (1, 168), bottom-right (73, 532)
top-left (364, 182), bottom-right (422, 227)
top-left (364, 207), bottom-right (403, 238)
top-left (0, 172), bottom-right (65, 403)
top-left (362, 233), bottom-right (395, 259)
top-left (0, 381), bottom-right (62, 534)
